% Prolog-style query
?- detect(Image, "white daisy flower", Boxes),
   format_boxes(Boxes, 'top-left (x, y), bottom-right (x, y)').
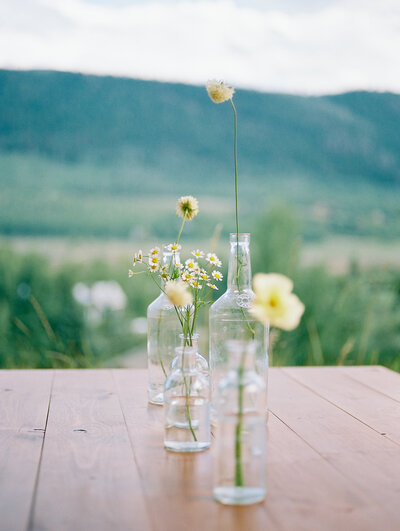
top-left (214, 258), bottom-right (222, 268)
top-left (206, 253), bottom-right (220, 265)
top-left (181, 271), bottom-right (193, 282)
top-left (199, 271), bottom-right (209, 281)
top-left (190, 280), bottom-right (202, 289)
top-left (175, 262), bottom-right (183, 269)
top-left (185, 259), bottom-right (198, 271)
top-left (191, 249), bottom-right (204, 258)
top-left (128, 269), bottom-right (134, 278)
top-left (150, 247), bottom-right (160, 255)
top-left (207, 283), bottom-right (218, 290)
top-left (149, 263), bottom-right (159, 272)
top-left (212, 270), bottom-right (224, 281)
top-left (167, 243), bottom-right (182, 252)
top-left (137, 250), bottom-right (143, 263)
top-left (132, 254), bottom-right (137, 267)
top-left (149, 256), bottom-right (159, 265)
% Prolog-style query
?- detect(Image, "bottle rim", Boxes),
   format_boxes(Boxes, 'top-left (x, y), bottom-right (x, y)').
top-left (179, 333), bottom-right (200, 340)
top-left (229, 233), bottom-right (250, 242)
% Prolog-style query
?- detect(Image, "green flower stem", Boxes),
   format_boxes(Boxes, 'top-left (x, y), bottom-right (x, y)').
top-left (235, 359), bottom-right (245, 486)
top-left (176, 212), bottom-right (187, 245)
top-left (181, 325), bottom-right (197, 442)
top-left (230, 98), bottom-right (240, 283)
top-left (156, 315), bottom-right (168, 379)
top-left (230, 98), bottom-right (255, 488)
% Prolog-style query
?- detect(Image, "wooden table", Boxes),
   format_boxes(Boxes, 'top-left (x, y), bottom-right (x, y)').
top-left (1, 366), bottom-right (400, 531)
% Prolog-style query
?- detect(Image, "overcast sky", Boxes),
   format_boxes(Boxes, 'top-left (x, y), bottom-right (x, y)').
top-left (1, 0), bottom-right (399, 94)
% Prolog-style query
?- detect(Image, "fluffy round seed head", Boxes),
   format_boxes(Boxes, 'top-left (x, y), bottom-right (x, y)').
top-left (206, 80), bottom-right (235, 103)
top-left (176, 196), bottom-right (199, 221)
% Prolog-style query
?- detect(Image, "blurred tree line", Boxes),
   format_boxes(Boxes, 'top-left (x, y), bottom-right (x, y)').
top-left (1, 205), bottom-right (399, 370)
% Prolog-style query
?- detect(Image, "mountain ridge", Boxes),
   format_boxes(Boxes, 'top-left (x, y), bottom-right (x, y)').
top-left (1, 68), bottom-right (400, 185)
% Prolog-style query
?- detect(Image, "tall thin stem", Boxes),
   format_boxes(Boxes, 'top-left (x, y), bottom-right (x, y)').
top-left (230, 99), bottom-right (240, 284)
top-left (230, 98), bottom-right (248, 488)
top-left (176, 213), bottom-right (187, 244)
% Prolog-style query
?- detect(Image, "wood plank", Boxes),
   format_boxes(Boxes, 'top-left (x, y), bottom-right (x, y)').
top-left (30, 369), bottom-right (152, 531)
top-left (269, 369), bottom-right (400, 530)
top-left (340, 365), bottom-right (400, 403)
top-left (114, 368), bottom-right (381, 531)
top-left (266, 412), bottom-right (381, 531)
top-left (0, 370), bottom-right (53, 531)
top-left (283, 366), bottom-right (400, 446)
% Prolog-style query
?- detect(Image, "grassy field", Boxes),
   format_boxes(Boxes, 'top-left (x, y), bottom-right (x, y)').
top-left (3, 234), bottom-right (400, 273)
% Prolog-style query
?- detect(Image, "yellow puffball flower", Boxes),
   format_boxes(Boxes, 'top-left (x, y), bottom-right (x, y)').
top-left (206, 80), bottom-right (235, 104)
top-left (165, 279), bottom-right (193, 307)
top-left (176, 196), bottom-right (199, 221)
top-left (250, 273), bottom-right (305, 331)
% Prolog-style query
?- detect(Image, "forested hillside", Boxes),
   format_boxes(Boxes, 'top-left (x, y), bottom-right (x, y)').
top-left (1, 69), bottom-right (400, 239)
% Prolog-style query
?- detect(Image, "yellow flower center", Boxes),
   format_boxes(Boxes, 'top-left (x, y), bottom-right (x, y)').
top-left (269, 296), bottom-right (279, 308)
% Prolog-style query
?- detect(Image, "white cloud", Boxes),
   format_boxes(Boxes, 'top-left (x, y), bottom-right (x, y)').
top-left (0, 0), bottom-right (399, 94)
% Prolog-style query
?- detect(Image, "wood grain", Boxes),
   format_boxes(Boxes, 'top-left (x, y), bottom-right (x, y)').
top-left (284, 366), bottom-right (400, 445)
top-left (271, 368), bottom-right (400, 529)
top-left (341, 365), bottom-right (400, 403)
top-left (2, 366), bottom-right (400, 531)
top-left (0, 370), bottom-right (53, 531)
top-left (30, 369), bottom-right (151, 531)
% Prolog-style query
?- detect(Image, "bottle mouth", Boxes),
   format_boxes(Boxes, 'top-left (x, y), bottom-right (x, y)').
top-left (229, 233), bottom-right (250, 242)
top-left (162, 244), bottom-right (181, 254)
top-left (179, 333), bottom-right (200, 341)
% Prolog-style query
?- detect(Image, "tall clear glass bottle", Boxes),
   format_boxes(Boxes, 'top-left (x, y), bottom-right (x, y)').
top-left (209, 233), bottom-right (269, 413)
top-left (164, 335), bottom-right (211, 452)
top-left (147, 245), bottom-right (181, 405)
top-left (214, 340), bottom-right (267, 505)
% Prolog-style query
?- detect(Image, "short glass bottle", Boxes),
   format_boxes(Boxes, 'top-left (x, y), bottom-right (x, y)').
top-left (164, 336), bottom-right (211, 453)
top-left (209, 233), bottom-right (269, 414)
top-left (147, 245), bottom-right (182, 405)
top-left (214, 340), bottom-right (267, 505)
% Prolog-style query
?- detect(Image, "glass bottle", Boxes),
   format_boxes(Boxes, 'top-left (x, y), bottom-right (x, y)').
top-left (147, 245), bottom-right (182, 405)
top-left (209, 233), bottom-right (269, 414)
top-left (170, 334), bottom-right (209, 373)
top-left (214, 340), bottom-right (267, 505)
top-left (164, 336), bottom-right (211, 453)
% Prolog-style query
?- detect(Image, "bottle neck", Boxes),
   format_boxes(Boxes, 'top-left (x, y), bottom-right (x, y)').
top-left (160, 247), bottom-right (180, 292)
top-left (176, 336), bottom-right (199, 370)
top-left (162, 248), bottom-right (181, 269)
top-left (179, 334), bottom-right (198, 349)
top-left (227, 340), bottom-right (257, 372)
top-left (227, 234), bottom-right (252, 292)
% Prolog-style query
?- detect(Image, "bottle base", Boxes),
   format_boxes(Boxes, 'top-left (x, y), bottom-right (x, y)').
top-left (213, 486), bottom-right (266, 505)
top-left (148, 391), bottom-right (164, 405)
top-left (164, 441), bottom-right (210, 453)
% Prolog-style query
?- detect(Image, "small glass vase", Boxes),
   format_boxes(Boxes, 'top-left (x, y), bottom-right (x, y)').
top-left (147, 245), bottom-right (182, 405)
top-left (164, 336), bottom-right (211, 453)
top-left (213, 340), bottom-right (267, 505)
top-left (209, 233), bottom-right (269, 416)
